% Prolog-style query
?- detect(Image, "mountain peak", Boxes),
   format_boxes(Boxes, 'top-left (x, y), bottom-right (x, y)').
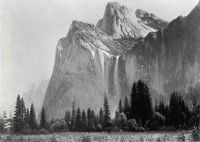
top-left (135, 9), bottom-right (168, 30)
top-left (96, 2), bottom-right (155, 39)
top-left (105, 2), bottom-right (130, 16)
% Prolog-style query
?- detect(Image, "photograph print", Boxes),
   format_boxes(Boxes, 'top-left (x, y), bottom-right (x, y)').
top-left (1, 0), bottom-right (200, 141)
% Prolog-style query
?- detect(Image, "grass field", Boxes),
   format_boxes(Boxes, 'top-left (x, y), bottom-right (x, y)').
top-left (0, 131), bottom-right (193, 142)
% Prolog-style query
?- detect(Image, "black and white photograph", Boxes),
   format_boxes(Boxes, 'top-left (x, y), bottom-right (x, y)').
top-left (1, 0), bottom-right (200, 141)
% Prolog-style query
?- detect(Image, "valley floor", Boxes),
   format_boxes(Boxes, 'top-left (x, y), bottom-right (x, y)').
top-left (0, 131), bottom-right (192, 142)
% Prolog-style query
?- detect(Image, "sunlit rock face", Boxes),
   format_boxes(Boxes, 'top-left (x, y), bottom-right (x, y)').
top-left (43, 1), bottom-right (200, 120)
top-left (43, 2), bottom-right (158, 120)
top-left (135, 9), bottom-right (168, 30)
top-left (43, 21), bottom-right (133, 120)
top-left (96, 2), bottom-right (156, 39)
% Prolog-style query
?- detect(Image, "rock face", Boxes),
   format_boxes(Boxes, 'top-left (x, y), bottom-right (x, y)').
top-left (135, 9), bottom-right (168, 30)
top-left (43, 20), bottom-right (139, 120)
top-left (127, 2), bottom-right (200, 98)
top-left (43, 1), bottom-right (200, 120)
top-left (96, 2), bottom-right (156, 39)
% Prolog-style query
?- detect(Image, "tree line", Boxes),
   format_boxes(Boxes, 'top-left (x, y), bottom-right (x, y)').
top-left (1, 80), bottom-right (200, 134)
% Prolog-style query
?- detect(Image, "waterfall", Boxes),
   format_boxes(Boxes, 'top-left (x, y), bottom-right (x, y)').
top-left (114, 56), bottom-right (120, 99)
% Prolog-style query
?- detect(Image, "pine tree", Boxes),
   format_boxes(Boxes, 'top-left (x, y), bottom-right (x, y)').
top-left (130, 80), bottom-right (153, 126)
top-left (13, 95), bottom-right (22, 132)
top-left (87, 108), bottom-right (92, 131)
top-left (20, 98), bottom-right (26, 131)
top-left (169, 92), bottom-right (181, 128)
top-left (138, 80), bottom-right (153, 125)
top-left (99, 108), bottom-right (104, 126)
top-left (142, 83), bottom-right (153, 123)
top-left (130, 82), bottom-right (138, 119)
top-left (75, 108), bottom-right (81, 131)
top-left (124, 96), bottom-right (130, 119)
top-left (91, 110), bottom-right (96, 125)
top-left (25, 108), bottom-right (30, 123)
top-left (81, 110), bottom-right (87, 131)
top-left (40, 107), bottom-right (46, 129)
top-left (103, 95), bottom-right (111, 127)
top-left (155, 101), bottom-right (169, 126)
top-left (169, 92), bottom-right (191, 128)
top-left (118, 99), bottom-right (123, 113)
top-left (30, 104), bottom-right (37, 130)
top-left (24, 108), bottom-right (30, 129)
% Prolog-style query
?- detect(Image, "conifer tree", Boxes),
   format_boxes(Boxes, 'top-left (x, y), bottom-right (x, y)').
top-left (30, 104), bottom-right (37, 130)
top-left (118, 99), bottom-right (123, 113)
top-left (40, 107), bottom-right (46, 129)
top-left (124, 96), bottom-right (130, 119)
top-left (76, 108), bottom-right (81, 131)
top-left (155, 101), bottom-right (170, 126)
top-left (24, 108), bottom-right (30, 129)
top-left (103, 95), bottom-right (111, 127)
top-left (87, 108), bottom-right (92, 131)
top-left (130, 82), bottom-right (138, 119)
top-left (130, 80), bottom-right (153, 125)
top-left (169, 92), bottom-right (191, 128)
top-left (91, 110), bottom-right (96, 125)
top-left (142, 83), bottom-right (153, 123)
top-left (13, 95), bottom-right (22, 132)
top-left (81, 110), bottom-right (87, 131)
top-left (99, 108), bottom-right (104, 126)
top-left (20, 98), bottom-right (26, 131)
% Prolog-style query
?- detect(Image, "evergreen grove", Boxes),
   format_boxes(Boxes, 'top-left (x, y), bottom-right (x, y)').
top-left (1, 80), bottom-right (200, 134)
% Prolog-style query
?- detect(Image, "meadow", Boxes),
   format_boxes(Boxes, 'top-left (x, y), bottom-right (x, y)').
top-left (0, 131), bottom-right (193, 142)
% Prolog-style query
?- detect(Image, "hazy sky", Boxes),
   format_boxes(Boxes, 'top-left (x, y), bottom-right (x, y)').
top-left (0, 0), bottom-right (198, 114)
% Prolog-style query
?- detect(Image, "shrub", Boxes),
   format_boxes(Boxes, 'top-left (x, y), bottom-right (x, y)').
top-left (128, 119), bottom-right (138, 131)
top-left (189, 115), bottom-right (200, 129)
top-left (50, 119), bottom-right (68, 132)
top-left (150, 112), bottom-right (165, 130)
top-left (96, 124), bottom-right (103, 132)
top-left (119, 113), bottom-right (128, 130)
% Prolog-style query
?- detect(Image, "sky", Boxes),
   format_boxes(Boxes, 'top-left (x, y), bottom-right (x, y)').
top-left (0, 0), bottom-right (199, 115)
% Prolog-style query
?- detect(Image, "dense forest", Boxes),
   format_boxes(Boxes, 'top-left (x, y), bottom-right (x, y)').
top-left (0, 80), bottom-right (200, 134)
